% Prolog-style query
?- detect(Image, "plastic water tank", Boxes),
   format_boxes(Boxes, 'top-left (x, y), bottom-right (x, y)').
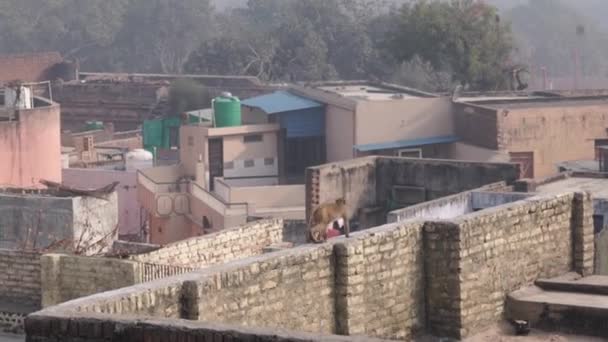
top-left (126, 149), bottom-right (154, 172)
top-left (213, 93), bottom-right (241, 127)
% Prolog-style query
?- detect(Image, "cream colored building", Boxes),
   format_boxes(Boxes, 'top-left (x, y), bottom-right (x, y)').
top-left (138, 121), bottom-right (304, 245)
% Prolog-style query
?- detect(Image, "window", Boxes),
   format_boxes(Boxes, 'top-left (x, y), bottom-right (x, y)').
top-left (187, 136), bottom-right (194, 147)
top-left (223, 161), bottom-right (234, 170)
top-left (397, 148), bottom-right (422, 158)
top-left (244, 159), bottom-right (255, 168)
top-left (83, 136), bottom-right (93, 152)
top-left (264, 158), bottom-right (275, 166)
top-left (169, 127), bottom-right (179, 148)
top-left (243, 134), bottom-right (263, 143)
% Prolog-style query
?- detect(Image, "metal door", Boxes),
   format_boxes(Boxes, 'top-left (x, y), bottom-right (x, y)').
top-left (510, 152), bottom-right (534, 179)
top-left (208, 138), bottom-right (223, 191)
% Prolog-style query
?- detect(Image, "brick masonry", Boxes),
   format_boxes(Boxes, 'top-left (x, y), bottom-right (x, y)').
top-left (0, 52), bottom-right (63, 83)
top-left (425, 192), bottom-right (595, 338)
top-left (335, 222), bottom-right (425, 340)
top-left (0, 249), bottom-right (41, 309)
top-left (131, 218), bottom-right (283, 268)
top-left (195, 244), bottom-right (337, 334)
top-left (25, 192), bottom-right (595, 341)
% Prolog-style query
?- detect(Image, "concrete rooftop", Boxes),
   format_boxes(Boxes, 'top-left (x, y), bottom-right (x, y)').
top-left (537, 177), bottom-right (608, 199)
top-left (316, 84), bottom-right (423, 101)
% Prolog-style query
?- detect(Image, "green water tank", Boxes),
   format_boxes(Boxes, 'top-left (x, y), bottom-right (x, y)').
top-left (85, 121), bottom-right (104, 131)
top-left (213, 93), bottom-right (241, 127)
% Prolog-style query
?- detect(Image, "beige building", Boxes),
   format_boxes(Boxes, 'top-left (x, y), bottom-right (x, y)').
top-left (287, 82), bottom-right (508, 164)
top-left (138, 121), bottom-right (304, 245)
top-left (455, 93), bottom-right (608, 179)
top-left (180, 123), bottom-right (281, 189)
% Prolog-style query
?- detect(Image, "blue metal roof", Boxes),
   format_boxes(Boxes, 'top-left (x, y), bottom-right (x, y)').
top-left (355, 135), bottom-right (460, 152)
top-left (241, 90), bottom-right (323, 114)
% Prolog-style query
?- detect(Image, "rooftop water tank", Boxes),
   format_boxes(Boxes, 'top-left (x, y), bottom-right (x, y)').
top-left (126, 149), bottom-right (154, 172)
top-left (85, 121), bottom-right (104, 131)
top-left (213, 93), bottom-right (241, 127)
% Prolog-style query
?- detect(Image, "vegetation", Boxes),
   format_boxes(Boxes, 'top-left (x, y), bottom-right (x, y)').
top-left (1, 0), bottom-right (606, 91)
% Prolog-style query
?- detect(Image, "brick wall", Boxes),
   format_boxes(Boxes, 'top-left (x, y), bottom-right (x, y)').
top-left (196, 244), bottom-right (336, 334)
top-left (132, 218), bottom-right (283, 268)
top-left (41, 254), bottom-right (139, 308)
top-left (335, 222), bottom-right (425, 340)
top-left (0, 52), bottom-right (63, 83)
top-left (40, 254), bottom-right (192, 308)
top-left (425, 192), bottom-right (595, 338)
top-left (25, 192), bottom-right (594, 341)
top-left (0, 249), bottom-right (41, 309)
top-left (25, 314), bottom-right (391, 342)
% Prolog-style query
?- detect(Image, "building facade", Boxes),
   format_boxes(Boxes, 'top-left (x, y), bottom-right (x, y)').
top-left (0, 95), bottom-right (62, 188)
top-left (455, 95), bottom-right (608, 178)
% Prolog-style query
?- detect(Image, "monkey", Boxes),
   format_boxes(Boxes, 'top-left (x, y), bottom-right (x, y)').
top-left (307, 198), bottom-right (350, 243)
top-left (308, 222), bottom-right (328, 244)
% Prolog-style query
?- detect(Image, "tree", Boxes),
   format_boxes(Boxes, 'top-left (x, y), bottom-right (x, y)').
top-left (0, 0), bottom-right (127, 62)
top-left (186, 0), bottom-right (380, 82)
top-left (115, 0), bottom-right (214, 74)
top-left (388, 0), bottom-right (516, 90)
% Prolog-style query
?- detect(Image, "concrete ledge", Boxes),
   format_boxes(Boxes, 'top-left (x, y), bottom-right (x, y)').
top-left (536, 273), bottom-right (608, 295)
top-left (26, 313), bottom-right (395, 342)
top-left (507, 285), bottom-right (608, 337)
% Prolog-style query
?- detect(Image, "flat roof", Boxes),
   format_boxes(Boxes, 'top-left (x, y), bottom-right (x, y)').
top-left (464, 96), bottom-right (608, 110)
top-left (355, 135), bottom-right (460, 152)
top-left (537, 177), bottom-right (608, 199)
top-left (241, 90), bottom-right (323, 114)
top-left (316, 84), bottom-right (423, 101)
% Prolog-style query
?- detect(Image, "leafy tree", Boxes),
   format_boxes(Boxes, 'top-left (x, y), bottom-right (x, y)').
top-left (0, 0), bottom-right (127, 62)
top-left (115, 0), bottom-right (214, 74)
top-left (388, 0), bottom-right (515, 90)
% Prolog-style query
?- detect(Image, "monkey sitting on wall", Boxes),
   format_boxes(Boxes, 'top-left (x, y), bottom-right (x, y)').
top-left (307, 198), bottom-right (350, 243)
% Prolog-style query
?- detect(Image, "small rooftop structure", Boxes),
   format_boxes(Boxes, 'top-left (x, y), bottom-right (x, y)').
top-left (241, 90), bottom-right (323, 114)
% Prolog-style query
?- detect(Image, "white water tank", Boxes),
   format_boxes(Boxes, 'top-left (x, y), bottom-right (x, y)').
top-left (126, 149), bottom-right (154, 172)
top-left (4, 86), bottom-right (33, 109)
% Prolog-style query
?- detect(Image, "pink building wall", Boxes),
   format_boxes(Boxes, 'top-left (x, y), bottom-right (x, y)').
top-left (62, 168), bottom-right (140, 237)
top-left (0, 100), bottom-right (62, 188)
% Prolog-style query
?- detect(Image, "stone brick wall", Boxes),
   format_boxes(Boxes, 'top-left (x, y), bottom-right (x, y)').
top-left (335, 222), bottom-right (425, 340)
top-left (41, 254), bottom-right (192, 308)
top-left (425, 192), bottom-right (595, 338)
top-left (132, 218), bottom-right (283, 268)
top-left (195, 244), bottom-right (336, 334)
top-left (25, 314), bottom-right (391, 342)
top-left (25, 192), bottom-right (594, 341)
top-left (0, 249), bottom-right (41, 309)
top-left (41, 254), bottom-right (139, 308)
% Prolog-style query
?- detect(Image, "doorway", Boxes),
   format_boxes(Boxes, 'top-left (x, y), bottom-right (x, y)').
top-left (509, 152), bottom-right (534, 179)
top-left (208, 138), bottom-right (223, 191)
